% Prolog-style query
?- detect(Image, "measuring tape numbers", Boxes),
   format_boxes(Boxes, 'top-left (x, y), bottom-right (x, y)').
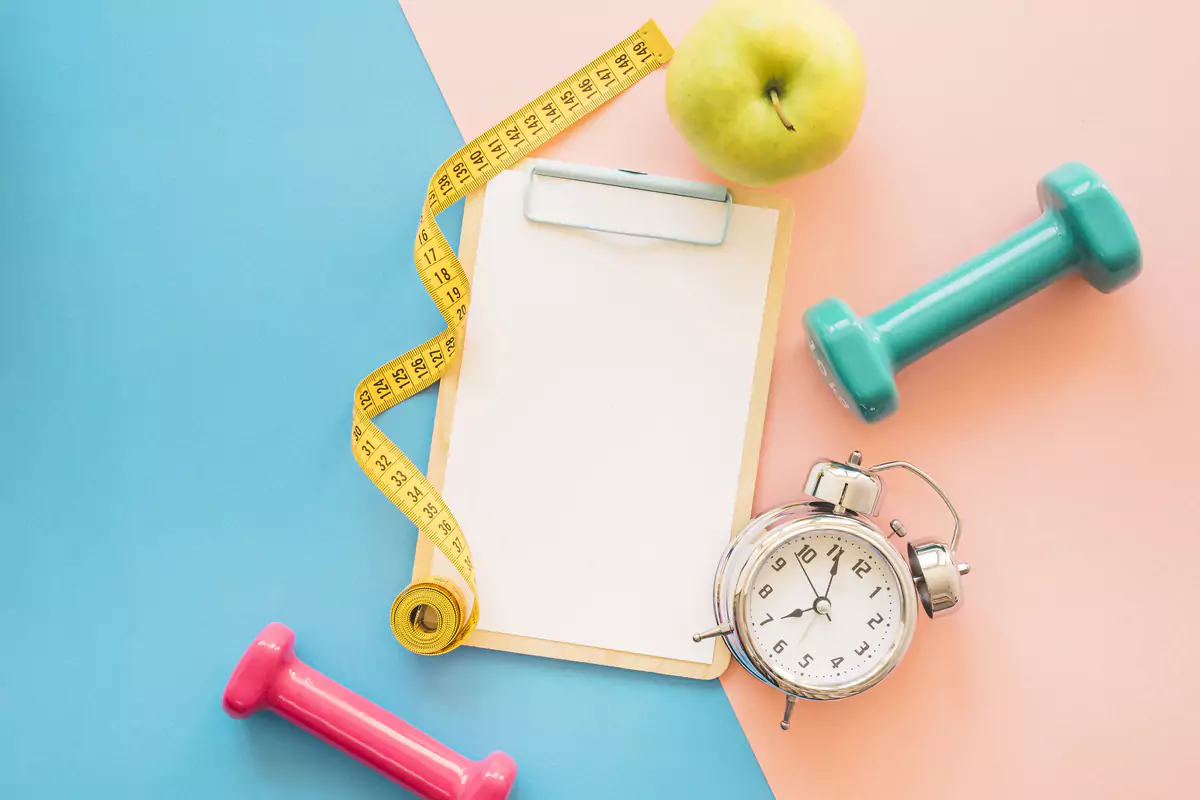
top-left (351, 21), bottom-right (675, 655)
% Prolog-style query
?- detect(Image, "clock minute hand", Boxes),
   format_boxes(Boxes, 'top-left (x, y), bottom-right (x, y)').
top-left (797, 557), bottom-right (833, 621)
top-left (797, 557), bottom-right (822, 599)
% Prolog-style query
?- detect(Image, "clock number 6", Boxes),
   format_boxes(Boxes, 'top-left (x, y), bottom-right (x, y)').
top-left (773, 639), bottom-right (787, 654)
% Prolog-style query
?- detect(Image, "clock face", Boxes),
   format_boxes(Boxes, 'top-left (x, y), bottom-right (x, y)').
top-left (746, 528), bottom-right (909, 694)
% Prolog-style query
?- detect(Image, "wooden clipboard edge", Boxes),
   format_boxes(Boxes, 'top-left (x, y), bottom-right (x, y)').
top-left (414, 179), bottom-right (793, 681)
top-left (726, 186), bottom-right (793, 540)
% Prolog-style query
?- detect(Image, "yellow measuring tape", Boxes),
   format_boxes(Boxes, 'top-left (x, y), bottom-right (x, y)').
top-left (352, 21), bottom-right (674, 655)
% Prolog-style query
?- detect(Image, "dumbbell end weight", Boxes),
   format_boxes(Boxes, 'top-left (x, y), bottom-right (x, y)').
top-left (804, 298), bottom-right (899, 421)
top-left (1038, 162), bottom-right (1140, 292)
top-left (804, 163), bottom-right (1140, 423)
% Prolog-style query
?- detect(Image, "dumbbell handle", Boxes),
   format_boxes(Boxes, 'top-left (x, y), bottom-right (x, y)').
top-left (223, 623), bottom-right (515, 800)
top-left (870, 212), bottom-right (1073, 370)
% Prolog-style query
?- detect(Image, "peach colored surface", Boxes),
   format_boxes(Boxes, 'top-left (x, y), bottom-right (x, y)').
top-left (399, 1), bottom-right (1200, 797)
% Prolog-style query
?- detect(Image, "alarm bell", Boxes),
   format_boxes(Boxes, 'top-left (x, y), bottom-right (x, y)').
top-left (865, 456), bottom-right (970, 618)
top-left (803, 451), bottom-right (882, 516)
top-left (909, 540), bottom-right (970, 618)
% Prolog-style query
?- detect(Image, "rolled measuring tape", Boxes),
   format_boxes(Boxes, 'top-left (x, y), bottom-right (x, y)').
top-left (352, 21), bottom-right (675, 655)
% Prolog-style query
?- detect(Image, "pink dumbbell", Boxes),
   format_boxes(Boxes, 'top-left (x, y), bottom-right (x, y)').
top-left (223, 622), bottom-right (516, 800)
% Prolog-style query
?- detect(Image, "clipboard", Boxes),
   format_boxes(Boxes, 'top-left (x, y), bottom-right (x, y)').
top-left (413, 160), bottom-right (793, 679)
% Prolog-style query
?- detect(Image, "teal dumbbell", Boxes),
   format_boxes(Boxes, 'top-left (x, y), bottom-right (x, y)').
top-left (804, 163), bottom-right (1141, 423)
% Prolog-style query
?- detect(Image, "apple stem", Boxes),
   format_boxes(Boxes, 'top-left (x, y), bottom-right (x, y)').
top-left (769, 88), bottom-right (796, 132)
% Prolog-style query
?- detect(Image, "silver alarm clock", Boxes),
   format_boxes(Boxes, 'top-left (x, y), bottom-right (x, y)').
top-left (694, 451), bottom-right (970, 730)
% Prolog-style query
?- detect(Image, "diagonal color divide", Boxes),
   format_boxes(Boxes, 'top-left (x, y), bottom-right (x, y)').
top-left (399, 1), bottom-right (1200, 798)
top-left (0, 2), bottom-right (771, 798)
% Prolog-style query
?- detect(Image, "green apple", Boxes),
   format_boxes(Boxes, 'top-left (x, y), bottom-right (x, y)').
top-left (665, 0), bottom-right (867, 187)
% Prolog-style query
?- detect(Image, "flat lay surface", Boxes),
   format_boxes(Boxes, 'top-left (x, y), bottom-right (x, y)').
top-left (400, 0), bottom-right (1200, 797)
top-left (0, 2), bottom-right (768, 797)
top-left (2, 0), bottom-right (1198, 798)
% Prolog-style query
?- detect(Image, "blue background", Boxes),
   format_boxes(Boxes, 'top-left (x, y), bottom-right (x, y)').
top-left (0, 2), bottom-right (771, 797)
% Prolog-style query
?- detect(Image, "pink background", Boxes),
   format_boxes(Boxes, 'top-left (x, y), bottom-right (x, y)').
top-left (399, 1), bottom-right (1200, 797)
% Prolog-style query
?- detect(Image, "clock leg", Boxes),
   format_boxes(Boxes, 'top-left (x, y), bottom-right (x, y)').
top-left (780, 696), bottom-right (797, 731)
top-left (691, 622), bottom-right (734, 642)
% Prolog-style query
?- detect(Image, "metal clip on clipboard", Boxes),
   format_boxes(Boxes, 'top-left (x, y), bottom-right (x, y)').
top-left (522, 160), bottom-right (734, 246)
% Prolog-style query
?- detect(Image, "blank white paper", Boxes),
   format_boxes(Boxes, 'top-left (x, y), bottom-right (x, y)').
top-left (430, 164), bottom-right (779, 664)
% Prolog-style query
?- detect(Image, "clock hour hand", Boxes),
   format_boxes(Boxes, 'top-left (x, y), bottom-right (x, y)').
top-left (781, 607), bottom-right (808, 619)
top-left (818, 549), bottom-right (844, 620)
top-left (824, 549), bottom-right (843, 588)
